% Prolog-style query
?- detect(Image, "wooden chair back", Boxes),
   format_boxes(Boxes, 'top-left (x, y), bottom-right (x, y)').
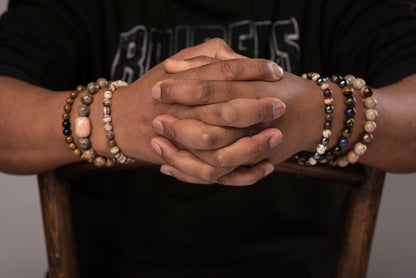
top-left (38, 161), bottom-right (385, 278)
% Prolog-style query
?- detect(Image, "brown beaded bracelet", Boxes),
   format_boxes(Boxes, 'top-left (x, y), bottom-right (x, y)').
top-left (62, 85), bottom-right (84, 157)
top-left (102, 80), bottom-right (135, 165)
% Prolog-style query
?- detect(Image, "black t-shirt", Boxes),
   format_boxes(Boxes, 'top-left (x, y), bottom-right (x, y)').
top-left (1, 0), bottom-right (416, 277)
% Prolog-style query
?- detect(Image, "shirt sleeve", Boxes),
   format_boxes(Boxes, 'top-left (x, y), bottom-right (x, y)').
top-left (0, 0), bottom-right (106, 90)
top-left (322, 0), bottom-right (416, 87)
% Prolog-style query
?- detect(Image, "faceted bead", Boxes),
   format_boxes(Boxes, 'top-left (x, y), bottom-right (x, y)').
top-left (344, 74), bottom-right (356, 85)
top-left (338, 137), bottom-right (349, 148)
top-left (110, 146), bottom-right (120, 154)
top-left (104, 123), bottom-right (113, 131)
top-left (331, 74), bottom-right (341, 83)
top-left (66, 97), bottom-right (74, 105)
top-left (309, 157), bottom-right (317, 166)
top-left (62, 120), bottom-right (70, 129)
top-left (336, 156), bottom-right (349, 167)
top-left (342, 86), bottom-right (353, 97)
top-left (78, 138), bottom-right (90, 150)
top-left (316, 77), bottom-right (324, 85)
top-left (361, 86), bottom-right (373, 98)
top-left (364, 121), bottom-right (377, 133)
top-left (323, 88), bottom-right (332, 98)
top-left (338, 78), bottom-right (348, 88)
top-left (316, 144), bottom-right (327, 155)
top-left (81, 148), bottom-right (95, 161)
top-left (321, 137), bottom-right (329, 145)
top-left (325, 105), bottom-right (334, 114)
top-left (63, 128), bottom-right (71, 136)
top-left (354, 142), bottom-right (367, 155)
top-left (87, 82), bottom-right (100, 94)
top-left (70, 90), bottom-right (78, 99)
top-left (344, 107), bottom-right (356, 118)
top-left (345, 97), bottom-right (356, 107)
top-left (365, 108), bottom-right (378, 121)
top-left (103, 99), bottom-right (112, 106)
top-left (68, 142), bottom-right (77, 150)
top-left (320, 82), bottom-right (329, 90)
top-left (324, 121), bottom-right (332, 129)
top-left (65, 135), bottom-right (73, 143)
top-left (94, 156), bottom-right (106, 167)
top-left (307, 72), bottom-right (314, 79)
top-left (325, 113), bottom-right (334, 121)
top-left (364, 97), bottom-right (377, 108)
top-left (345, 118), bottom-right (355, 128)
top-left (347, 151), bottom-right (360, 164)
top-left (81, 93), bottom-right (93, 105)
top-left (106, 131), bottom-right (115, 139)
top-left (76, 85), bottom-right (84, 93)
top-left (77, 104), bottom-right (90, 117)
top-left (108, 140), bottom-right (116, 147)
top-left (64, 104), bottom-right (72, 113)
top-left (103, 115), bottom-right (112, 124)
top-left (322, 129), bottom-right (332, 138)
top-left (73, 148), bottom-right (82, 156)
top-left (96, 78), bottom-right (108, 88)
top-left (103, 90), bottom-right (113, 99)
top-left (324, 97), bottom-right (334, 105)
top-left (62, 112), bottom-right (70, 120)
top-left (75, 117), bottom-right (91, 138)
top-left (353, 78), bottom-right (366, 90)
top-left (363, 133), bottom-right (374, 144)
top-left (342, 128), bottom-right (352, 138)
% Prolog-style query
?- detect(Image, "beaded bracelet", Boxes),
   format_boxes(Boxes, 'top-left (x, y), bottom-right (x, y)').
top-left (102, 80), bottom-right (135, 165)
top-left (62, 85), bottom-right (84, 157)
top-left (296, 72), bottom-right (334, 166)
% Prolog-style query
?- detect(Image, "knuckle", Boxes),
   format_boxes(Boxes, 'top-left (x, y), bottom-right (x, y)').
top-left (199, 131), bottom-right (219, 149)
top-left (220, 60), bottom-right (240, 80)
top-left (200, 165), bottom-right (220, 182)
top-left (197, 80), bottom-right (214, 104)
top-left (220, 105), bottom-right (238, 125)
top-left (210, 38), bottom-right (227, 47)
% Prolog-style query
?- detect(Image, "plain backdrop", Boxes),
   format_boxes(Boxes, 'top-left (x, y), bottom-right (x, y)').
top-left (0, 1), bottom-right (415, 277)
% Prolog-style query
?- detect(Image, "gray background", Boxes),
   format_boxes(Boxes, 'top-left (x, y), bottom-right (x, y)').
top-left (0, 1), bottom-right (415, 277)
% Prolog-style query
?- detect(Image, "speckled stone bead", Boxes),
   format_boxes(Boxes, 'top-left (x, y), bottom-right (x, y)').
top-left (103, 99), bottom-right (112, 106)
top-left (342, 86), bottom-right (353, 97)
top-left (323, 88), bottom-right (332, 97)
top-left (104, 123), bottom-right (113, 131)
top-left (81, 93), bottom-right (93, 105)
top-left (331, 74), bottom-right (341, 83)
top-left (345, 97), bottom-right (356, 107)
top-left (322, 129), bottom-right (332, 138)
top-left (65, 136), bottom-right (73, 143)
top-left (76, 85), bottom-right (84, 93)
top-left (78, 138), bottom-right (90, 150)
top-left (344, 107), bottom-right (356, 118)
top-left (361, 86), bottom-right (373, 98)
top-left (364, 121), bottom-right (377, 133)
top-left (110, 146), bottom-right (120, 154)
top-left (62, 120), bottom-right (70, 129)
top-left (353, 78), bottom-right (366, 90)
top-left (66, 97), bottom-right (74, 105)
top-left (93, 156), bottom-right (106, 167)
top-left (75, 117), bottom-right (91, 138)
top-left (354, 142), bottom-right (367, 155)
top-left (103, 106), bottom-right (111, 115)
top-left (62, 112), bottom-right (70, 120)
top-left (105, 158), bottom-right (116, 167)
top-left (320, 82), bottom-right (329, 90)
top-left (363, 133), bottom-right (374, 144)
top-left (336, 156), bottom-right (349, 167)
top-left (97, 78), bottom-right (108, 88)
top-left (104, 90), bottom-right (113, 99)
top-left (338, 137), bottom-right (349, 148)
top-left (109, 83), bottom-right (117, 92)
top-left (64, 104), bottom-right (72, 113)
top-left (70, 90), bottom-right (78, 99)
top-left (87, 82), bottom-right (100, 94)
top-left (68, 142), bottom-right (77, 150)
top-left (63, 128), bottom-right (71, 136)
top-left (103, 115), bottom-right (112, 124)
top-left (106, 131), bottom-right (115, 139)
top-left (324, 97), bottom-right (334, 105)
top-left (364, 97), bottom-right (377, 108)
top-left (77, 104), bottom-right (90, 117)
top-left (365, 108), bottom-right (378, 121)
top-left (347, 151), bottom-right (360, 164)
top-left (311, 73), bottom-right (320, 81)
top-left (344, 74), bottom-right (355, 85)
top-left (345, 118), bottom-right (355, 128)
top-left (81, 148), bottom-right (95, 161)
top-left (316, 144), bottom-right (327, 155)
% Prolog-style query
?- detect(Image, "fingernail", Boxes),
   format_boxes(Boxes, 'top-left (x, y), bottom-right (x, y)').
top-left (264, 164), bottom-right (275, 177)
top-left (268, 62), bottom-right (283, 80)
top-left (269, 132), bottom-right (282, 148)
top-left (160, 165), bottom-right (172, 176)
top-left (152, 119), bottom-right (164, 134)
top-left (272, 101), bottom-right (286, 118)
top-left (152, 83), bottom-right (162, 99)
top-left (151, 141), bottom-right (162, 156)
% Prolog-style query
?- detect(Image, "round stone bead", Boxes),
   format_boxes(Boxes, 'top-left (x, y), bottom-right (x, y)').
top-left (87, 82), bottom-right (100, 94)
top-left (66, 97), bottom-right (74, 105)
top-left (344, 107), bottom-right (356, 118)
top-left (338, 137), bottom-right (349, 148)
top-left (110, 146), bottom-right (120, 154)
top-left (313, 152), bottom-right (322, 160)
top-left (334, 146), bottom-right (343, 155)
top-left (106, 131), bottom-right (115, 139)
top-left (116, 153), bottom-right (127, 164)
top-left (103, 106), bottom-right (111, 115)
top-left (365, 108), bottom-right (378, 121)
top-left (342, 128), bottom-right (352, 138)
top-left (70, 90), bottom-right (78, 99)
top-left (81, 148), bottom-right (95, 161)
top-left (347, 151), bottom-right (360, 164)
top-left (316, 144), bottom-right (327, 155)
top-left (336, 156), bottom-right (349, 167)
top-left (364, 121), bottom-right (377, 133)
top-left (324, 97), bottom-right (334, 105)
top-left (323, 88), bottom-right (332, 98)
top-left (322, 129), bottom-right (332, 138)
top-left (62, 120), bottom-right (70, 129)
top-left (309, 157), bottom-right (317, 166)
top-left (301, 73), bottom-right (307, 79)
top-left (105, 158), bottom-right (116, 167)
top-left (331, 74), bottom-right (341, 83)
top-left (345, 118), bottom-right (355, 128)
top-left (76, 85), bottom-right (84, 93)
top-left (81, 93), bottom-right (93, 105)
top-left (320, 82), bottom-right (329, 90)
top-left (361, 86), bottom-right (373, 98)
top-left (64, 104), bottom-right (72, 113)
top-left (103, 99), bottom-right (112, 107)
top-left (354, 142), bottom-right (367, 156)
top-left (109, 83), bottom-right (117, 92)
top-left (321, 137), bottom-right (329, 145)
top-left (342, 86), bottom-right (353, 97)
top-left (362, 133), bottom-right (374, 144)
top-left (65, 136), bottom-right (73, 143)
top-left (108, 140), bottom-right (116, 147)
top-left (338, 78), bottom-right (348, 88)
top-left (325, 105), bottom-right (334, 114)
top-left (316, 77), bottom-right (324, 85)
top-left (78, 138), bottom-right (90, 150)
top-left (345, 97), bottom-right (356, 107)
top-left (307, 72), bottom-right (314, 79)
top-left (325, 113), bottom-right (334, 121)
top-left (298, 157), bottom-right (307, 165)
top-left (93, 156), bottom-right (106, 167)
top-left (104, 90), bottom-right (113, 99)
top-left (104, 123), bottom-right (113, 131)
top-left (74, 117), bottom-right (91, 138)
top-left (96, 78), bottom-right (108, 88)
top-left (62, 112), bottom-right (70, 120)
top-left (325, 150), bottom-right (335, 160)
top-left (68, 142), bottom-right (77, 150)
top-left (364, 97), bottom-right (377, 108)
top-left (77, 104), bottom-right (90, 117)
top-left (324, 121), bottom-right (332, 129)
top-left (311, 73), bottom-right (320, 81)
top-left (344, 74), bottom-right (355, 85)
top-left (73, 148), bottom-right (82, 156)
top-left (353, 78), bottom-right (366, 90)
top-left (63, 128), bottom-right (71, 136)
top-left (103, 115), bottom-right (112, 124)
